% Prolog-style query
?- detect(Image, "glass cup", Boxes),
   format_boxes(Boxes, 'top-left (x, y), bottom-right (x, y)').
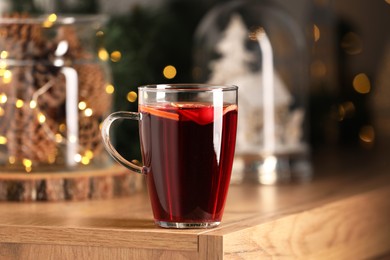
top-left (101, 84), bottom-right (238, 228)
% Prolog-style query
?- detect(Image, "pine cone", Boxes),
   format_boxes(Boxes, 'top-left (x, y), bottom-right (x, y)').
top-left (0, 13), bottom-right (111, 167)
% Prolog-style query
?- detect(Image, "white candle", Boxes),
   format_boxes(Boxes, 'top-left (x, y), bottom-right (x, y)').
top-left (61, 67), bottom-right (79, 167)
top-left (257, 28), bottom-right (275, 155)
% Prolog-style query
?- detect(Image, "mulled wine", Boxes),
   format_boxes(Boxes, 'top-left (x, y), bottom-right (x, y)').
top-left (139, 102), bottom-right (237, 226)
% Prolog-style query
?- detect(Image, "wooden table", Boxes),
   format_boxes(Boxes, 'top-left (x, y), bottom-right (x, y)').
top-left (0, 150), bottom-right (389, 259)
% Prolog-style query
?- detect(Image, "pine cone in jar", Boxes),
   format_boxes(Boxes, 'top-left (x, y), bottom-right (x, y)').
top-left (54, 25), bottom-right (112, 117)
top-left (6, 102), bottom-right (58, 164)
top-left (78, 114), bottom-right (104, 160)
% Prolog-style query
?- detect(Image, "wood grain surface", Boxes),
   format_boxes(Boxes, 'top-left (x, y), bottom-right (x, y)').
top-left (0, 150), bottom-right (389, 259)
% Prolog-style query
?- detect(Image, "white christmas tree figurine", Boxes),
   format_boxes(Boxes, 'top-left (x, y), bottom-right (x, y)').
top-left (207, 14), bottom-right (304, 154)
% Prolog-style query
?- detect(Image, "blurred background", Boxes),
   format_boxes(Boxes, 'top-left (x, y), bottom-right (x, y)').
top-left (3, 0), bottom-right (389, 162)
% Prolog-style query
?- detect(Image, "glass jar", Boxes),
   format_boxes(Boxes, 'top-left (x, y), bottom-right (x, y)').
top-left (0, 14), bottom-right (113, 173)
top-left (194, 0), bottom-right (312, 184)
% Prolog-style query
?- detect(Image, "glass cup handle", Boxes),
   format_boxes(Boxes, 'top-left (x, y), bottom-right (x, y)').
top-left (101, 111), bottom-right (146, 175)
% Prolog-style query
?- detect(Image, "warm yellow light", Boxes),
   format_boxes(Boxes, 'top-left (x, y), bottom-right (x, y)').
top-left (386, 0), bottom-right (390, 4)
top-left (59, 123), bottom-right (66, 132)
top-left (110, 51), bottom-right (122, 62)
top-left (48, 13), bottom-right (57, 23)
top-left (48, 154), bottom-right (56, 164)
top-left (105, 84), bottom-right (115, 94)
top-left (78, 101), bottom-right (87, 110)
top-left (359, 125), bottom-right (375, 143)
top-left (23, 158), bottom-right (32, 168)
top-left (0, 107), bottom-right (4, 116)
top-left (98, 48), bottom-right (109, 61)
top-left (0, 51), bottom-right (8, 59)
top-left (341, 32), bottom-right (362, 55)
top-left (353, 73), bottom-right (371, 94)
top-left (37, 113), bottom-right (46, 124)
top-left (3, 70), bottom-right (12, 83)
top-left (69, 135), bottom-right (77, 143)
top-left (9, 156), bottom-right (15, 164)
top-left (313, 24), bottom-right (320, 42)
top-left (96, 31), bottom-right (104, 37)
top-left (85, 150), bottom-right (94, 159)
top-left (127, 91), bottom-right (137, 102)
top-left (81, 156), bottom-right (90, 165)
top-left (0, 135), bottom-right (7, 144)
top-left (338, 101), bottom-right (355, 121)
top-left (42, 20), bottom-right (53, 28)
top-left (84, 108), bottom-right (93, 117)
top-left (163, 65), bottom-right (177, 79)
top-left (55, 133), bottom-right (63, 143)
top-left (15, 99), bottom-right (24, 108)
top-left (29, 100), bottom-right (37, 109)
top-left (74, 154), bottom-right (82, 162)
top-left (0, 93), bottom-right (7, 103)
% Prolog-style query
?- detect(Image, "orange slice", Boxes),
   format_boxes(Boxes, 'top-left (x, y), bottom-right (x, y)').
top-left (223, 104), bottom-right (238, 115)
top-left (140, 105), bottom-right (179, 121)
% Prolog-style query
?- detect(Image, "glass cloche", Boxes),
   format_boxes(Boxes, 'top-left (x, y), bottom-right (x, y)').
top-left (194, 0), bottom-right (312, 184)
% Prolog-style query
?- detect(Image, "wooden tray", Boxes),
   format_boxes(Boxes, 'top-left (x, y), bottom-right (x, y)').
top-left (0, 166), bottom-right (144, 201)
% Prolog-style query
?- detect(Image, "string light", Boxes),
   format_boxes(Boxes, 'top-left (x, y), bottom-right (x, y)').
top-left (163, 65), bottom-right (177, 79)
top-left (74, 154), bottom-right (82, 163)
top-left (96, 31), bottom-right (104, 37)
top-left (23, 158), bottom-right (33, 172)
top-left (338, 101), bottom-right (355, 121)
top-left (110, 51), bottom-right (122, 62)
top-left (48, 154), bottom-right (56, 164)
top-left (59, 123), bottom-right (66, 132)
top-left (43, 13), bottom-right (57, 28)
top-left (0, 135), bottom-right (7, 144)
top-left (37, 113), bottom-right (46, 124)
top-left (84, 108), bottom-right (93, 117)
top-left (8, 156), bottom-right (15, 164)
top-left (55, 133), bottom-right (63, 143)
top-left (29, 100), bottom-right (37, 109)
top-left (127, 91), bottom-right (137, 102)
top-left (81, 156), bottom-right (90, 165)
top-left (313, 24), bottom-right (320, 42)
top-left (15, 99), bottom-right (24, 108)
top-left (78, 101), bottom-right (87, 110)
top-left (85, 150), bottom-right (94, 159)
top-left (359, 125), bottom-right (375, 147)
top-left (105, 84), bottom-right (115, 94)
top-left (98, 48), bottom-right (109, 61)
top-left (0, 93), bottom-right (7, 103)
top-left (353, 73), bottom-right (371, 94)
top-left (0, 51), bottom-right (8, 59)
top-left (2, 70), bottom-right (12, 83)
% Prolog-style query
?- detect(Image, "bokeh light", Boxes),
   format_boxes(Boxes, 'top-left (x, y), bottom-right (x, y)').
top-left (313, 24), bottom-right (320, 42)
top-left (127, 91), bottom-right (137, 102)
top-left (338, 101), bottom-right (355, 121)
top-left (105, 84), bottom-right (115, 94)
top-left (110, 51), bottom-right (122, 62)
top-left (353, 73), bottom-right (371, 94)
top-left (98, 48), bottom-right (109, 61)
top-left (163, 65), bottom-right (177, 79)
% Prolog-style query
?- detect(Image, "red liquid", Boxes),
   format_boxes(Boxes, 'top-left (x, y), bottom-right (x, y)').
top-left (139, 103), bottom-right (237, 224)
